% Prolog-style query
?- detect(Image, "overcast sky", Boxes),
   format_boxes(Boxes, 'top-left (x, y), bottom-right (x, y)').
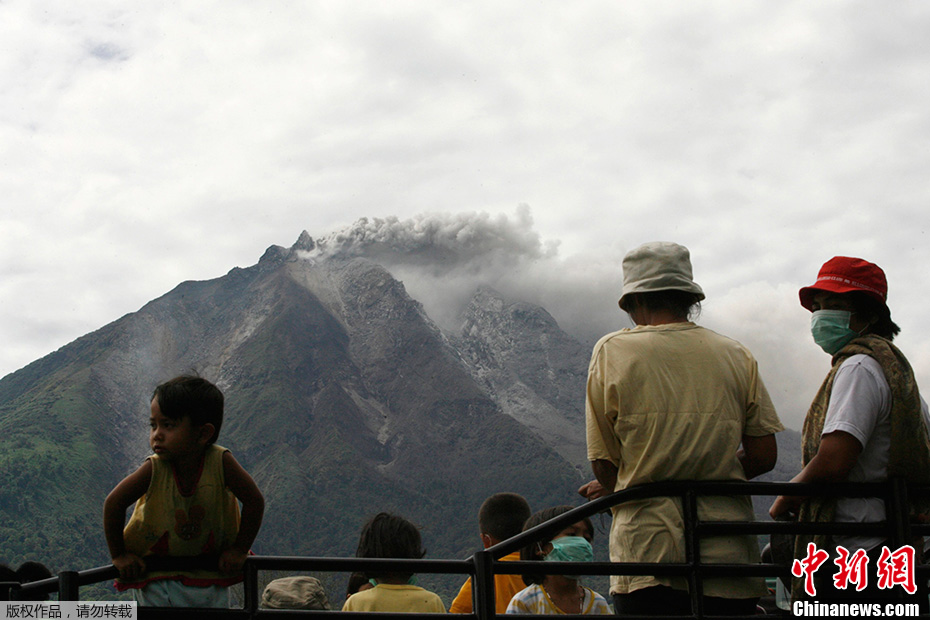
top-left (2, 1), bottom-right (929, 430)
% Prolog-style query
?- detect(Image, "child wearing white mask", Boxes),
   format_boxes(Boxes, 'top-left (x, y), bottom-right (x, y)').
top-left (506, 506), bottom-right (610, 615)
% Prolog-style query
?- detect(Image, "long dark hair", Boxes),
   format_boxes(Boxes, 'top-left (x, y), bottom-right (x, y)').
top-left (355, 512), bottom-right (426, 582)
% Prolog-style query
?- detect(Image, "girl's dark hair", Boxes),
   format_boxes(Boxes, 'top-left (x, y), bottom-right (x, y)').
top-left (620, 290), bottom-right (702, 322)
top-left (519, 506), bottom-right (594, 586)
top-left (848, 292), bottom-right (901, 341)
top-left (152, 375), bottom-right (224, 444)
top-left (355, 513), bottom-right (426, 582)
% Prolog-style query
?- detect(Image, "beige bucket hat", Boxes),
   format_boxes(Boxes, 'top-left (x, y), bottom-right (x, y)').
top-left (618, 241), bottom-right (705, 309)
top-left (261, 576), bottom-right (332, 610)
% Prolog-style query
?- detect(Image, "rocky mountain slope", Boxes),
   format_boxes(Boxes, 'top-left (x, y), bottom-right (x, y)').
top-left (453, 287), bottom-right (591, 471)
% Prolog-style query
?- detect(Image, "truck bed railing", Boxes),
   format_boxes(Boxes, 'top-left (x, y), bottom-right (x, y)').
top-left (4, 480), bottom-right (929, 619)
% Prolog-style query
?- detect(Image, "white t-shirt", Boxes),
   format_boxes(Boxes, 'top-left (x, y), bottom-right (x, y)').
top-left (823, 354), bottom-right (930, 551)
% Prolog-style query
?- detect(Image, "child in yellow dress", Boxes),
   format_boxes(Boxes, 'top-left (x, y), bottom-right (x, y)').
top-left (103, 375), bottom-right (264, 607)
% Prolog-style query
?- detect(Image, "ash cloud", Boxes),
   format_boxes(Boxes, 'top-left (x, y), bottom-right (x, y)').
top-left (300, 207), bottom-right (627, 345)
top-left (307, 205), bottom-right (557, 272)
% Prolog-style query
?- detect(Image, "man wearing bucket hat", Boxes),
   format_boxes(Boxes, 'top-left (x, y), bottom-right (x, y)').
top-left (583, 241), bottom-right (784, 616)
top-left (770, 256), bottom-right (930, 608)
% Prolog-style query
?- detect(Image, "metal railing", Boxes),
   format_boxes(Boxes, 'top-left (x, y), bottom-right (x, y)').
top-left (4, 480), bottom-right (929, 619)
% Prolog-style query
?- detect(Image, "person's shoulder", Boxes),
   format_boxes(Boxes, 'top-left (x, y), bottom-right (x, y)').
top-left (585, 586), bottom-right (608, 602)
top-left (690, 325), bottom-right (759, 357)
top-left (512, 583), bottom-right (541, 600)
top-left (344, 585), bottom-right (377, 607)
top-left (835, 354), bottom-right (888, 390)
top-left (208, 443), bottom-right (231, 467)
top-left (583, 587), bottom-right (611, 614)
top-left (592, 329), bottom-right (631, 351)
top-left (506, 584), bottom-right (540, 613)
top-left (839, 353), bottom-right (882, 372)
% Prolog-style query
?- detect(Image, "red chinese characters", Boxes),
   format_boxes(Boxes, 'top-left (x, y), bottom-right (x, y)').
top-left (876, 545), bottom-right (916, 594)
top-left (790, 543), bottom-right (916, 597)
top-left (832, 546), bottom-right (869, 592)
top-left (792, 542), bottom-right (830, 596)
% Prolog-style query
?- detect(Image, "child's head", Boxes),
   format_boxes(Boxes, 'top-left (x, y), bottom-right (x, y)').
top-left (151, 375), bottom-right (224, 445)
top-left (519, 506), bottom-right (594, 585)
top-left (478, 492), bottom-right (531, 548)
top-left (0, 561), bottom-right (53, 601)
top-left (345, 572), bottom-right (373, 599)
top-left (355, 512), bottom-right (426, 583)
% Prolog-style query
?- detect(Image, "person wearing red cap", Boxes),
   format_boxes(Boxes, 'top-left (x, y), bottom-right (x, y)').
top-left (770, 256), bottom-right (930, 608)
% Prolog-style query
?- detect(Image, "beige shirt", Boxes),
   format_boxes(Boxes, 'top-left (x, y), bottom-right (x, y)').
top-left (586, 323), bottom-right (784, 598)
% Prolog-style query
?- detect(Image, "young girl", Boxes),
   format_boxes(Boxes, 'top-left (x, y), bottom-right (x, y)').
top-left (341, 512), bottom-right (446, 613)
top-left (506, 506), bottom-right (610, 615)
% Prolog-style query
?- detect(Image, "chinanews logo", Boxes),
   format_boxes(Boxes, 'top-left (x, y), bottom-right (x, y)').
top-left (790, 543), bottom-right (922, 617)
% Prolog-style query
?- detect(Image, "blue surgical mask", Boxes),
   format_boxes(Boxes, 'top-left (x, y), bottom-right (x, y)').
top-left (810, 309), bottom-right (858, 355)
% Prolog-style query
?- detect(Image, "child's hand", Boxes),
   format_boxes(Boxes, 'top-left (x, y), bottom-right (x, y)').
top-left (218, 547), bottom-right (248, 575)
top-left (112, 553), bottom-right (146, 581)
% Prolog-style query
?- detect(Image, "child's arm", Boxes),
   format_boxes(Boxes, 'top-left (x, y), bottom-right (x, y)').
top-left (103, 460), bottom-right (153, 581)
top-left (219, 451), bottom-right (265, 574)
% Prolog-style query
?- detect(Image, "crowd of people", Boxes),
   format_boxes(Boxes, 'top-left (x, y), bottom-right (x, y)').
top-left (4, 242), bottom-right (926, 615)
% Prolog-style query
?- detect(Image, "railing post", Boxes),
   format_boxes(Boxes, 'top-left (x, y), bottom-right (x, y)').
top-left (682, 489), bottom-right (703, 619)
top-left (0, 581), bottom-right (17, 601)
top-left (58, 570), bottom-right (80, 601)
top-left (242, 557), bottom-right (258, 615)
top-left (473, 550), bottom-right (496, 620)
top-left (889, 477), bottom-right (909, 549)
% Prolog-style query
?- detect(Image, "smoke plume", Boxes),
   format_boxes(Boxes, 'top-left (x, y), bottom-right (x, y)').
top-left (300, 207), bottom-right (628, 344)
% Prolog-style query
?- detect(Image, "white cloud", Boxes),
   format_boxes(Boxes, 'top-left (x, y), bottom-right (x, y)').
top-left (1, 0), bottom-right (929, 438)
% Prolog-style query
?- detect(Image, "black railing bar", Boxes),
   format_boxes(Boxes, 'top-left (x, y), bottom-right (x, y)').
top-left (140, 612), bottom-right (451, 620)
top-left (699, 521), bottom-right (890, 536)
top-left (245, 556), bottom-right (471, 574)
top-left (489, 479), bottom-right (906, 557)
top-left (139, 608), bottom-right (250, 619)
top-left (251, 614), bottom-right (446, 620)
top-left (246, 614), bottom-right (776, 620)
top-left (337, 613), bottom-right (449, 620)
top-left (477, 614), bottom-right (774, 620)
top-left (489, 558), bottom-right (930, 579)
top-left (683, 480), bottom-right (898, 498)
top-left (480, 560), bottom-right (785, 578)
top-left (5, 576), bottom-right (57, 598)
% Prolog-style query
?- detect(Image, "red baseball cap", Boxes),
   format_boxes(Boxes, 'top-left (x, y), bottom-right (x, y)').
top-left (798, 256), bottom-right (888, 311)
